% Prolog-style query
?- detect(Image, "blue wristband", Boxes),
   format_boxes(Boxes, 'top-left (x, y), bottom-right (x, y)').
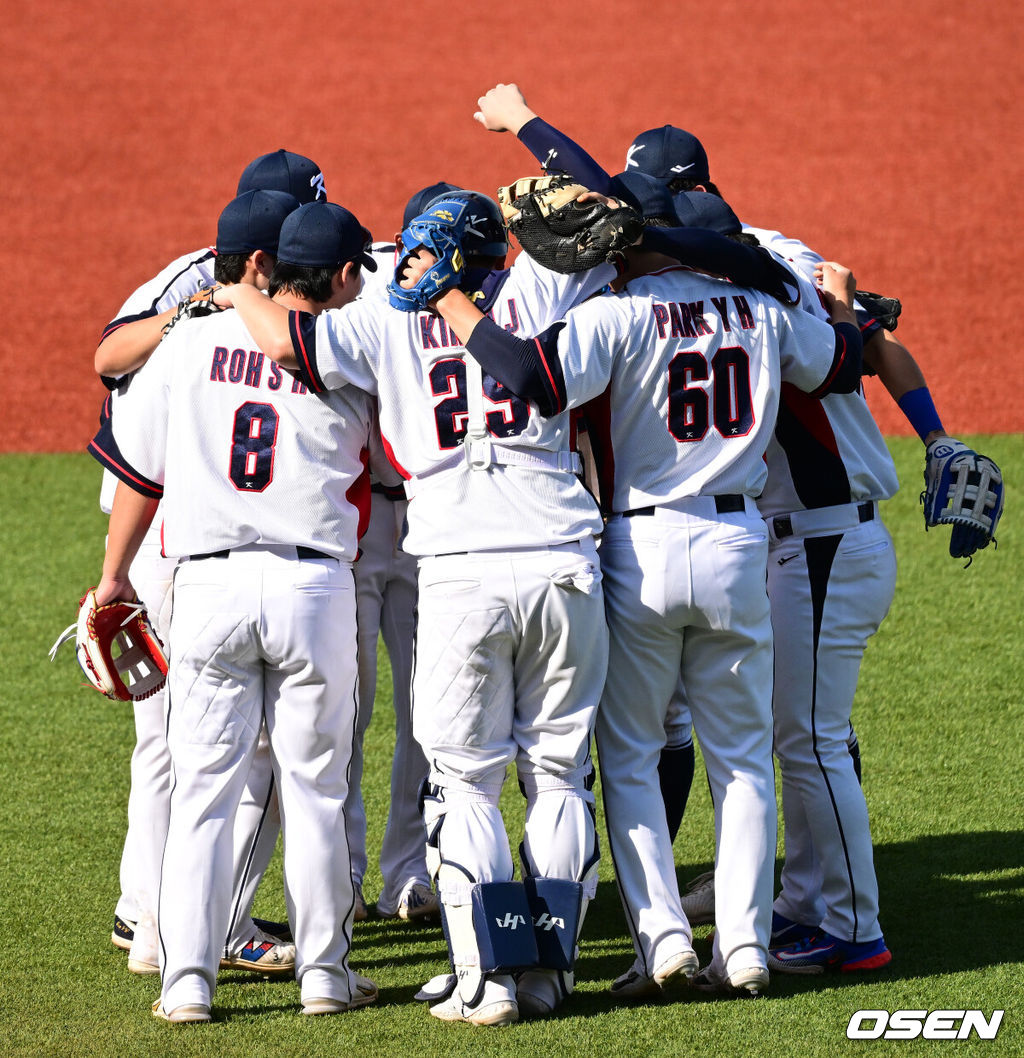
top-left (897, 387), bottom-right (944, 441)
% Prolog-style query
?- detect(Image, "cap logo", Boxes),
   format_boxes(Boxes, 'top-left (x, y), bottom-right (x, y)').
top-left (465, 213), bottom-right (487, 238)
top-left (310, 172), bottom-right (327, 200)
top-left (625, 143), bottom-right (646, 168)
top-left (670, 162), bottom-right (696, 174)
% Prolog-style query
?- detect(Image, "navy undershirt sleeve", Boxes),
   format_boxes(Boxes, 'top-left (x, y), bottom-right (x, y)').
top-left (465, 316), bottom-right (567, 417)
top-left (517, 118), bottom-right (616, 194)
top-left (815, 321), bottom-right (863, 396)
top-left (643, 228), bottom-right (799, 303)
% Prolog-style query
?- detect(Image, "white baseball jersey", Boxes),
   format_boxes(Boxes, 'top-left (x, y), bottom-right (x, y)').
top-left (751, 239), bottom-right (899, 518)
top-left (106, 308), bottom-right (372, 560)
top-left (291, 253), bottom-right (616, 555)
top-left (552, 266), bottom-right (850, 508)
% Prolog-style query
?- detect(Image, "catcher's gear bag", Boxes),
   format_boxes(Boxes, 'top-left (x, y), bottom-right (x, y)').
top-left (162, 284), bottom-right (224, 337)
top-left (922, 436), bottom-right (1004, 560)
top-left (854, 289), bottom-right (902, 332)
top-left (49, 590), bottom-right (168, 702)
top-left (388, 196), bottom-right (469, 312)
top-left (497, 175), bottom-right (643, 274)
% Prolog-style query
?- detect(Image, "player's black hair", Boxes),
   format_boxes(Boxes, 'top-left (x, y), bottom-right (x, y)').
top-left (214, 252), bottom-right (252, 285)
top-left (726, 230), bottom-right (760, 248)
top-left (667, 176), bottom-right (723, 198)
top-left (269, 261), bottom-right (361, 303)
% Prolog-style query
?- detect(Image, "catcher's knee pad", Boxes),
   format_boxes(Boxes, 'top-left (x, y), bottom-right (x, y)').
top-left (435, 862), bottom-right (538, 1006)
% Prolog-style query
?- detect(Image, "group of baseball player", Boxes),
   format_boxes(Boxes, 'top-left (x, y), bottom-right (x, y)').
top-left (76, 81), bottom-right (1003, 1027)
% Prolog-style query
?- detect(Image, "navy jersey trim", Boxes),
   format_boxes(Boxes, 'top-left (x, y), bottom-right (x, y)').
top-left (88, 418), bottom-right (163, 500)
top-left (811, 321), bottom-right (862, 396)
top-left (290, 310), bottom-right (325, 393)
top-left (775, 383), bottom-right (852, 509)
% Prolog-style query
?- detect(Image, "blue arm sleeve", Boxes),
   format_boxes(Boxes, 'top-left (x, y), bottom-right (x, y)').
top-left (643, 228), bottom-right (799, 304)
top-left (517, 118), bottom-right (616, 194)
top-left (465, 316), bottom-right (567, 418)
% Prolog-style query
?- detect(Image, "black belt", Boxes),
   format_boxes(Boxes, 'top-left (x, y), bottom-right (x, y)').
top-left (188, 546), bottom-right (334, 562)
top-left (772, 501), bottom-right (874, 540)
top-left (622, 494), bottom-right (745, 517)
top-left (371, 482), bottom-right (406, 501)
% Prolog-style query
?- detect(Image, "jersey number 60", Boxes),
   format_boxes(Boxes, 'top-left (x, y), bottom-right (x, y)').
top-left (667, 346), bottom-right (754, 442)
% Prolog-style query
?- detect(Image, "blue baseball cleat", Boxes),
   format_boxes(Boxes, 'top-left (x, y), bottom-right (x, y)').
top-left (768, 931), bottom-right (892, 974)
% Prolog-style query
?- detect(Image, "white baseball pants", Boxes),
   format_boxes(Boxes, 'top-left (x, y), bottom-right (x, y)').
top-left (596, 499), bottom-right (776, 980)
top-left (158, 546), bottom-right (361, 1011)
top-left (768, 508), bottom-right (896, 942)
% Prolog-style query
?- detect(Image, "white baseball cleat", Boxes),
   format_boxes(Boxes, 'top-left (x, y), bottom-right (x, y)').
top-left (429, 974), bottom-right (519, 1026)
top-left (610, 948), bottom-right (700, 998)
top-left (692, 963), bottom-right (769, 998)
top-left (151, 999), bottom-right (212, 1024)
top-left (378, 882), bottom-right (440, 922)
top-left (220, 927), bottom-right (296, 975)
top-left (127, 916), bottom-right (159, 976)
top-left (301, 974), bottom-right (379, 1015)
top-left (679, 870), bottom-right (716, 925)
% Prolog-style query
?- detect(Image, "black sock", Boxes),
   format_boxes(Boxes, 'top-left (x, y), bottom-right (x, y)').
top-left (659, 740), bottom-right (695, 842)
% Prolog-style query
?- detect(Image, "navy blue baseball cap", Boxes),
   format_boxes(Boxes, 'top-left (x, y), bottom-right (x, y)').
top-left (276, 202), bottom-right (377, 271)
top-left (673, 191), bottom-right (742, 235)
top-left (403, 182), bottom-right (462, 228)
top-left (625, 126), bottom-right (710, 184)
top-left (611, 171), bottom-right (677, 223)
top-left (237, 150), bottom-right (327, 204)
top-left (216, 190), bottom-right (301, 255)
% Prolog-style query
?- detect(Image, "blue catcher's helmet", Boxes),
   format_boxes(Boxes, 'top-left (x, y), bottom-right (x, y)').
top-left (425, 190), bottom-right (508, 258)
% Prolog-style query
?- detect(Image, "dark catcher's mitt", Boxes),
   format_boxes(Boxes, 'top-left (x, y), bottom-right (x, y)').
top-left (49, 590), bottom-right (168, 702)
top-left (854, 289), bottom-right (902, 332)
top-left (497, 175), bottom-right (643, 274)
top-left (922, 437), bottom-right (1004, 561)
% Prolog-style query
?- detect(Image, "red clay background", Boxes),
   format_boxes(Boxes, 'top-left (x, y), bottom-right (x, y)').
top-left (4, 0), bottom-right (1022, 452)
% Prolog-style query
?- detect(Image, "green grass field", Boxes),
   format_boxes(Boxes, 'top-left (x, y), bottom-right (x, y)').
top-left (1, 438), bottom-right (1021, 1057)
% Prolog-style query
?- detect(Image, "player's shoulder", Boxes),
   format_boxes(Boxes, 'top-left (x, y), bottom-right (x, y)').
top-left (742, 227), bottom-right (822, 270)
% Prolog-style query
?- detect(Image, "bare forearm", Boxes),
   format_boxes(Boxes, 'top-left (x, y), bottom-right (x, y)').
top-left (216, 284), bottom-right (298, 367)
top-left (94, 310), bottom-right (175, 377)
top-left (96, 483), bottom-right (159, 604)
top-left (865, 330), bottom-right (945, 443)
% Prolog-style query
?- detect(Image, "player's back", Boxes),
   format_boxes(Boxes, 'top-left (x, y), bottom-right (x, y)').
top-left (563, 266), bottom-right (839, 512)
top-left (116, 309), bottom-right (372, 562)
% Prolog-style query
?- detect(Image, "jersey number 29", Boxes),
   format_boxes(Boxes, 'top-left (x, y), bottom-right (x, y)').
top-left (430, 359), bottom-right (530, 449)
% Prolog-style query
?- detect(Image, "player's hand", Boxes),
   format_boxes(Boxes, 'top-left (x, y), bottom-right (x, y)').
top-left (397, 247), bottom-right (440, 291)
top-left (474, 83), bottom-right (536, 135)
top-left (815, 262), bottom-right (856, 306)
top-left (95, 573), bottom-right (136, 607)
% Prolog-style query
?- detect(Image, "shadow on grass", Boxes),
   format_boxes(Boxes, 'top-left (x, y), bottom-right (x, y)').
top-left (221, 830), bottom-right (1022, 1022)
top-left (569, 828), bottom-right (1024, 1011)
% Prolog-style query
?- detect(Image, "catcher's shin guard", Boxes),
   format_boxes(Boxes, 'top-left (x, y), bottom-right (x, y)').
top-left (435, 862), bottom-right (539, 1007)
